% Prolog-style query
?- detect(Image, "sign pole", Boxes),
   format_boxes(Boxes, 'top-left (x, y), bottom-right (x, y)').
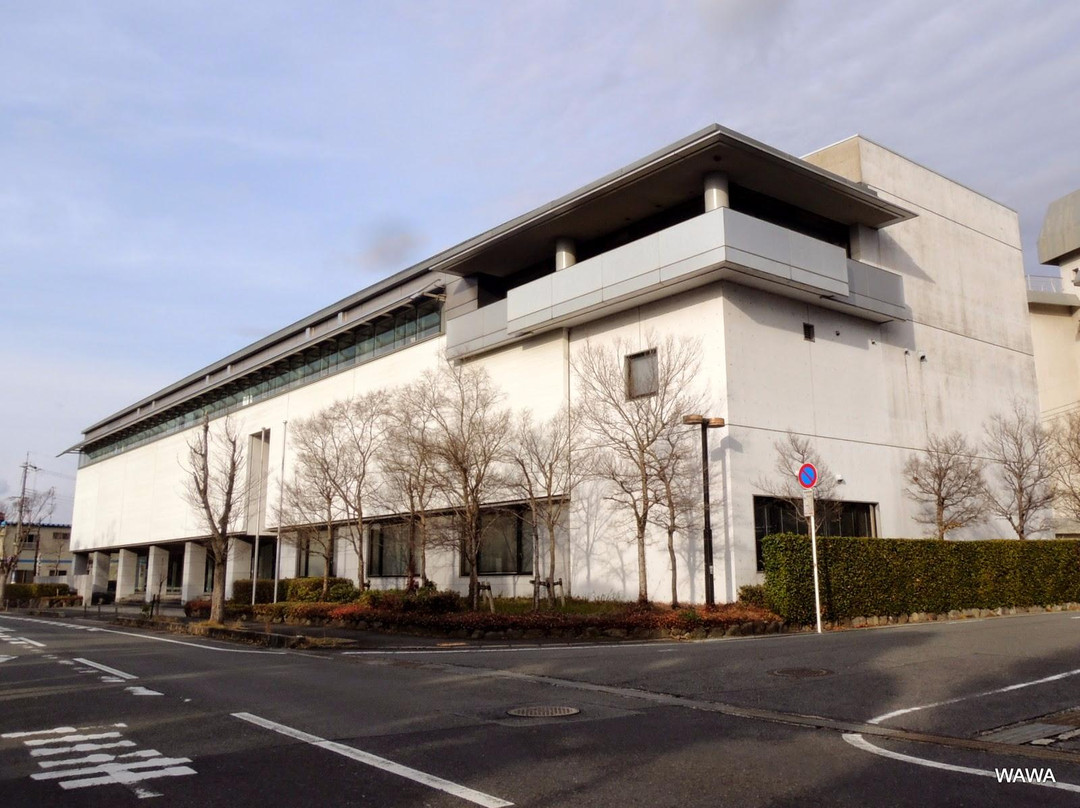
top-left (798, 462), bottom-right (823, 635)
top-left (808, 497), bottom-right (822, 635)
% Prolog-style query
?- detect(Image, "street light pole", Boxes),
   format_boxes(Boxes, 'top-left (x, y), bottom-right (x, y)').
top-left (683, 415), bottom-right (725, 607)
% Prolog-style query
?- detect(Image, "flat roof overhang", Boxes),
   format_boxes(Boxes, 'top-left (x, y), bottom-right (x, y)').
top-left (422, 124), bottom-right (915, 280)
top-left (75, 124), bottom-right (914, 448)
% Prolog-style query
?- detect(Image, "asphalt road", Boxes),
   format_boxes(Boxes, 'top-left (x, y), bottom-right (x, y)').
top-left (2, 610), bottom-right (1080, 806)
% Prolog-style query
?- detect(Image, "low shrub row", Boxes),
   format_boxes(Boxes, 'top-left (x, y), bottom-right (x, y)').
top-left (248, 599), bottom-right (775, 634)
top-left (230, 577), bottom-right (360, 605)
top-left (762, 534), bottom-right (1080, 623)
top-left (2, 583), bottom-right (73, 600)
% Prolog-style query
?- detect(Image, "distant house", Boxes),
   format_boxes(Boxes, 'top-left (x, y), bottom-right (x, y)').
top-left (2, 522), bottom-right (73, 584)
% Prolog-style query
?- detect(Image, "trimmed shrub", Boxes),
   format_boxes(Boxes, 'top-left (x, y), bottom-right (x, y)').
top-left (230, 579), bottom-right (288, 604)
top-left (183, 599), bottom-right (254, 620)
top-left (3, 583), bottom-right (72, 601)
top-left (737, 584), bottom-right (767, 608)
top-left (361, 588), bottom-right (463, 614)
top-left (762, 534), bottom-right (1080, 623)
top-left (285, 577), bottom-right (358, 603)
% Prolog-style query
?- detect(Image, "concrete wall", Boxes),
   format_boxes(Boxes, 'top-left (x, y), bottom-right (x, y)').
top-left (71, 136), bottom-right (1040, 603)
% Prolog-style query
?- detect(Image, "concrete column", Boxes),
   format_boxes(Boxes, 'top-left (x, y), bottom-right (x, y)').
top-left (704, 172), bottom-right (729, 212)
top-left (181, 542), bottom-right (207, 604)
top-left (850, 224), bottom-right (880, 266)
top-left (555, 238), bottom-right (577, 271)
top-left (225, 539), bottom-right (252, 600)
top-left (145, 545), bottom-right (169, 603)
top-left (81, 551), bottom-right (110, 602)
top-left (116, 549), bottom-right (137, 600)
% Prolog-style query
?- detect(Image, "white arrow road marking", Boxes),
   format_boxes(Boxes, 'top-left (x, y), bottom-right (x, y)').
top-left (73, 658), bottom-right (137, 680)
top-left (0, 655), bottom-right (16, 664)
top-left (124, 687), bottom-right (163, 697)
top-left (16, 637), bottom-right (45, 647)
top-left (234, 712), bottom-right (513, 808)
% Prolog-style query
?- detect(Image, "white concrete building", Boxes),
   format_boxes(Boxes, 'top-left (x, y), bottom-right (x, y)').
top-left (68, 125), bottom-right (1037, 605)
top-left (1028, 189), bottom-right (1080, 420)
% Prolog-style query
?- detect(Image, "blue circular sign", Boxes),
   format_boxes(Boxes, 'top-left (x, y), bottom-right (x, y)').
top-left (798, 463), bottom-right (818, 489)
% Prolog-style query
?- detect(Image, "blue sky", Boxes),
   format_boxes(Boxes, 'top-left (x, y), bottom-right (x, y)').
top-left (3, 0), bottom-right (1079, 521)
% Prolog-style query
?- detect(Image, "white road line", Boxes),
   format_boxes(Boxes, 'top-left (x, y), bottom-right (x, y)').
top-left (869, 665), bottom-right (1080, 725)
top-left (0, 655), bottom-right (18, 664)
top-left (3, 727), bottom-right (78, 739)
top-left (234, 712), bottom-right (513, 808)
top-left (16, 637), bottom-right (45, 647)
top-left (38, 750), bottom-right (159, 768)
top-left (58, 765), bottom-right (195, 794)
top-left (843, 733), bottom-right (1080, 793)
top-left (25, 732), bottom-right (123, 746)
top-left (125, 686), bottom-right (163, 697)
top-left (31, 741), bottom-right (137, 757)
top-left (0, 615), bottom-right (283, 654)
top-left (73, 658), bottom-right (137, 680)
top-left (32, 756), bottom-right (194, 781)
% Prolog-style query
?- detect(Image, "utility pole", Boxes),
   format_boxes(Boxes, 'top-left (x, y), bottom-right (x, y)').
top-left (11, 453), bottom-right (38, 584)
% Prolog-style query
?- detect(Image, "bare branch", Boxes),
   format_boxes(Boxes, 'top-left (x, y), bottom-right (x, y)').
top-left (983, 401), bottom-right (1054, 540)
top-left (903, 431), bottom-right (985, 539)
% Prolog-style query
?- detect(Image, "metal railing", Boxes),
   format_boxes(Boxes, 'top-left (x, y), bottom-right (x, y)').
top-left (1027, 275), bottom-right (1064, 293)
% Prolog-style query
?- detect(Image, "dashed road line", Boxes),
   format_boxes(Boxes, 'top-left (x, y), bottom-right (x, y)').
top-left (73, 658), bottom-right (137, 680)
top-left (234, 711), bottom-right (513, 808)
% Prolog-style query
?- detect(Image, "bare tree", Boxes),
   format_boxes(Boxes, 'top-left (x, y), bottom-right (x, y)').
top-left (427, 360), bottom-right (512, 609)
top-left (648, 429), bottom-right (698, 607)
top-left (182, 416), bottom-right (245, 624)
top-left (983, 402), bottom-right (1055, 540)
top-left (380, 375), bottom-right (442, 588)
top-left (510, 407), bottom-right (584, 609)
top-left (903, 432), bottom-right (985, 539)
top-left (333, 391), bottom-right (388, 591)
top-left (0, 487), bottom-right (56, 599)
top-left (575, 334), bottom-right (704, 603)
top-left (283, 411), bottom-right (345, 597)
top-left (756, 431), bottom-right (839, 528)
top-left (1051, 410), bottom-right (1080, 528)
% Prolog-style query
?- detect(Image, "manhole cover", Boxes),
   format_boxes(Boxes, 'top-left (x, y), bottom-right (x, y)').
top-left (768, 668), bottom-right (833, 679)
top-left (506, 706), bottom-right (580, 718)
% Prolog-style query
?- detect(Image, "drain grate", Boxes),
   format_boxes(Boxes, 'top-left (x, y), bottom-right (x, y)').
top-left (506, 706), bottom-right (580, 718)
top-left (768, 668), bottom-right (833, 679)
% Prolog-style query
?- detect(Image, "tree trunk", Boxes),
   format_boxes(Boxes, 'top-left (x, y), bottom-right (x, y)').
top-left (547, 518), bottom-right (557, 607)
top-left (667, 525), bottom-right (678, 608)
top-left (636, 519), bottom-right (649, 604)
top-left (407, 518), bottom-right (418, 591)
top-left (210, 546), bottom-right (227, 624)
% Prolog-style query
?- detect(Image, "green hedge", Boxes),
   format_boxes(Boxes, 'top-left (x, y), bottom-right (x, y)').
top-left (762, 534), bottom-right (1080, 623)
top-left (3, 583), bottom-right (72, 601)
top-left (286, 577), bottom-right (359, 603)
top-left (230, 579), bottom-right (288, 604)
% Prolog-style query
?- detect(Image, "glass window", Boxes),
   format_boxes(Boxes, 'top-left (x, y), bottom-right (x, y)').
top-left (626, 349), bottom-right (658, 399)
top-left (752, 496), bottom-right (877, 571)
top-left (465, 510), bottom-right (534, 576)
top-left (370, 522), bottom-right (410, 577)
top-left (83, 301), bottom-right (443, 465)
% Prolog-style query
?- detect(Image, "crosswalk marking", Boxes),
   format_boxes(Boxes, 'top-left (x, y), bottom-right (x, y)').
top-left (31, 741), bottom-right (137, 757)
top-left (7, 725), bottom-right (196, 799)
